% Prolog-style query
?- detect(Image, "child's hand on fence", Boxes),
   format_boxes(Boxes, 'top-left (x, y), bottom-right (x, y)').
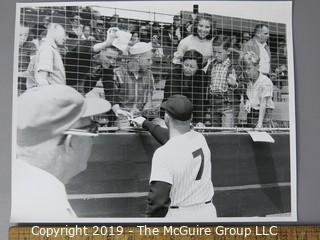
top-left (112, 104), bottom-right (133, 119)
top-left (255, 122), bottom-right (263, 129)
top-left (227, 69), bottom-right (238, 87)
top-left (245, 100), bottom-right (251, 113)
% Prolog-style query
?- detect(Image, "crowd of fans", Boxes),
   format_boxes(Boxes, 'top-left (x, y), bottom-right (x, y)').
top-left (18, 6), bottom-right (289, 129)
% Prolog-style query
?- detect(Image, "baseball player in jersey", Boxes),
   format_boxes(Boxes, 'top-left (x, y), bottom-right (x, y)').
top-left (146, 95), bottom-right (217, 219)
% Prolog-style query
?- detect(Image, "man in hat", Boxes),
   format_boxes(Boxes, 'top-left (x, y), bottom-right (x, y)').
top-left (112, 42), bottom-right (155, 119)
top-left (12, 85), bottom-right (111, 221)
top-left (145, 95), bottom-right (217, 219)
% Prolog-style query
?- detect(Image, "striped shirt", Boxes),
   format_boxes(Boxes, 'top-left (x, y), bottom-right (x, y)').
top-left (209, 59), bottom-right (231, 94)
top-left (150, 130), bottom-right (214, 207)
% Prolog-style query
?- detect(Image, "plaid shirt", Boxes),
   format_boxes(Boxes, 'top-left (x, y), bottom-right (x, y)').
top-left (113, 66), bottom-right (155, 111)
top-left (209, 58), bottom-right (231, 94)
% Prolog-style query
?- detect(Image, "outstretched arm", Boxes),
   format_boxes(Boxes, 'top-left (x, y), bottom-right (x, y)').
top-left (132, 117), bottom-right (169, 145)
top-left (257, 97), bottom-right (267, 128)
top-left (92, 28), bottom-right (119, 52)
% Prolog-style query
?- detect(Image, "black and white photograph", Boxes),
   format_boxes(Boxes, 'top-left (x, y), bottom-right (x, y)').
top-left (11, 1), bottom-right (296, 222)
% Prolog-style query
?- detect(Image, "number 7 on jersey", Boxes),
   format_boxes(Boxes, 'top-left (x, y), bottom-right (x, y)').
top-left (192, 148), bottom-right (204, 180)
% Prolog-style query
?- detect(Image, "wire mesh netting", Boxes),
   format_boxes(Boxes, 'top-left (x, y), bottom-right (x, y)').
top-left (17, 5), bottom-right (290, 131)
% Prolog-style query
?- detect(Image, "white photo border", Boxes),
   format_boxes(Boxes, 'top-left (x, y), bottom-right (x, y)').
top-left (11, 1), bottom-right (297, 223)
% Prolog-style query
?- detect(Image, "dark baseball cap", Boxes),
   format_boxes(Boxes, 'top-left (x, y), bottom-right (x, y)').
top-left (161, 95), bottom-right (193, 121)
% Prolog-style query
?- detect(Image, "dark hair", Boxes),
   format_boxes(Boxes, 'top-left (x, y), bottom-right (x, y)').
top-left (139, 25), bottom-right (151, 42)
top-left (253, 24), bottom-right (269, 36)
top-left (83, 25), bottom-right (91, 30)
top-left (173, 15), bottom-right (181, 20)
top-left (130, 30), bottom-right (139, 37)
top-left (181, 50), bottom-right (203, 69)
top-left (212, 35), bottom-right (232, 50)
top-left (192, 14), bottom-right (215, 40)
top-left (28, 24), bottom-right (47, 40)
top-left (212, 35), bottom-right (242, 65)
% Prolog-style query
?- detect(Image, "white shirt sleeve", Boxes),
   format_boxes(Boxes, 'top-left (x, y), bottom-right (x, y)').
top-left (36, 44), bottom-right (54, 73)
top-left (172, 38), bottom-right (188, 64)
top-left (149, 149), bottom-right (173, 184)
top-left (261, 78), bottom-right (273, 98)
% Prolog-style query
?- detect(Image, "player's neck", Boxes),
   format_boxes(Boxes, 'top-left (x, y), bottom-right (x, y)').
top-left (169, 126), bottom-right (190, 139)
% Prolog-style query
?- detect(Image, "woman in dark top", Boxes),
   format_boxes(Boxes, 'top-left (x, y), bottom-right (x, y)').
top-left (162, 50), bottom-right (209, 124)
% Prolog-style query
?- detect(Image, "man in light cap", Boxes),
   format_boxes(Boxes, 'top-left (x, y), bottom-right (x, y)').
top-left (145, 95), bottom-right (217, 219)
top-left (11, 85), bottom-right (111, 221)
top-left (112, 42), bottom-right (155, 119)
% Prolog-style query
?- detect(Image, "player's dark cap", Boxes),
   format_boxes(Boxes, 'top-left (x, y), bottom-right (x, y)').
top-left (161, 95), bottom-right (193, 121)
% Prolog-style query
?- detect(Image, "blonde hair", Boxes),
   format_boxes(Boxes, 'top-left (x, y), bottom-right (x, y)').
top-left (242, 51), bottom-right (260, 66)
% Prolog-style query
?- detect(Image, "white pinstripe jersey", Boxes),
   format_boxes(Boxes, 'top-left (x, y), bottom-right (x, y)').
top-left (150, 130), bottom-right (214, 207)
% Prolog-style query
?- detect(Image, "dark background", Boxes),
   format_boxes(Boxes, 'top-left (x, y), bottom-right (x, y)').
top-left (1, 0), bottom-right (319, 239)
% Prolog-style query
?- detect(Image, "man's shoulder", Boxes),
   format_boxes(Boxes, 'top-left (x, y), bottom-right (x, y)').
top-left (170, 130), bottom-right (206, 147)
top-left (258, 73), bottom-right (273, 85)
top-left (39, 39), bottom-right (55, 50)
top-left (152, 144), bottom-right (172, 161)
top-left (154, 135), bottom-right (181, 155)
top-left (142, 69), bottom-right (153, 77)
top-left (15, 159), bottom-right (62, 184)
top-left (243, 39), bottom-right (258, 50)
top-left (189, 130), bottom-right (206, 140)
top-left (179, 34), bottom-right (194, 44)
top-left (113, 66), bottom-right (127, 76)
top-left (187, 130), bottom-right (209, 147)
top-left (244, 38), bottom-right (256, 45)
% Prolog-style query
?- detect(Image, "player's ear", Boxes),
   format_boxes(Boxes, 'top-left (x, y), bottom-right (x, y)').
top-left (164, 113), bottom-right (170, 127)
top-left (59, 134), bottom-right (74, 152)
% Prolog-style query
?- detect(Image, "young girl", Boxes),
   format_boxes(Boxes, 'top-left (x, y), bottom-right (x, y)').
top-left (172, 15), bottom-right (215, 66)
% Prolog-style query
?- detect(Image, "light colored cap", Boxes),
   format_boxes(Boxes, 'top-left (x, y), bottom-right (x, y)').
top-left (129, 42), bottom-right (152, 55)
top-left (111, 29), bottom-right (132, 53)
top-left (17, 85), bottom-right (111, 146)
